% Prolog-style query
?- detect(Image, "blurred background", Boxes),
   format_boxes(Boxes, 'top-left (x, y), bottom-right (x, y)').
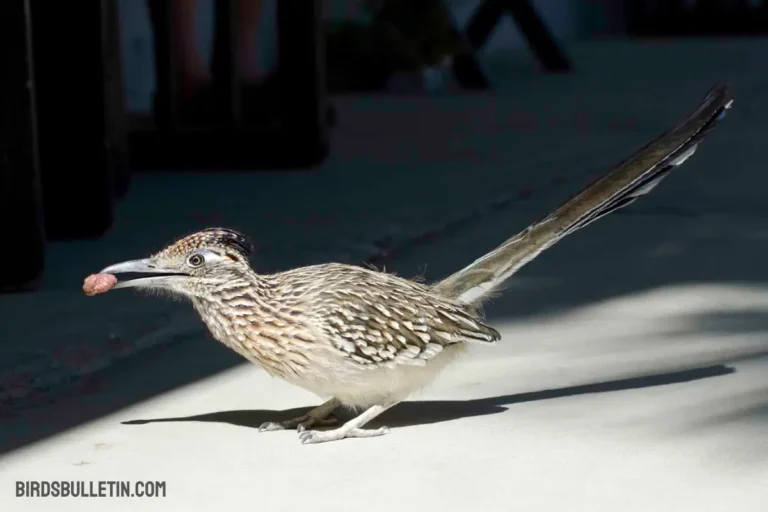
top-left (1, 0), bottom-right (767, 486)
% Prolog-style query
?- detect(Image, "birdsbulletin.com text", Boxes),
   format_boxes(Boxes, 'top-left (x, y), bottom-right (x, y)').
top-left (16, 480), bottom-right (166, 498)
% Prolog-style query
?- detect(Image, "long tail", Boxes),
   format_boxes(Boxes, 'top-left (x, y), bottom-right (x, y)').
top-left (433, 84), bottom-right (733, 306)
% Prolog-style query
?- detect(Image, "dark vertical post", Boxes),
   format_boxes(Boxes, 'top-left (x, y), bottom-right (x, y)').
top-left (212, 0), bottom-right (242, 126)
top-left (660, 0), bottom-right (686, 35)
top-left (0, 0), bottom-right (46, 290)
top-left (277, 0), bottom-right (328, 157)
top-left (146, 0), bottom-right (181, 130)
top-left (104, 0), bottom-right (131, 199)
top-left (626, 0), bottom-right (646, 36)
top-left (30, 0), bottom-right (115, 240)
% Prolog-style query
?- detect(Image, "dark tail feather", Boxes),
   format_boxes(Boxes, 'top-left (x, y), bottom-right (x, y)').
top-left (434, 84), bottom-right (733, 305)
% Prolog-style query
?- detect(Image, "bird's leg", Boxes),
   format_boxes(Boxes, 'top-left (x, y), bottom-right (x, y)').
top-left (258, 398), bottom-right (340, 432)
top-left (298, 402), bottom-right (395, 445)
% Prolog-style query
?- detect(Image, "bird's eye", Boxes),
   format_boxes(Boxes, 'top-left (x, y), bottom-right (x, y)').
top-left (187, 253), bottom-right (205, 268)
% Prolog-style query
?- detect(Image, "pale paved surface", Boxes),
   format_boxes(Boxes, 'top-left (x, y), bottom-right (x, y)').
top-left (2, 39), bottom-right (768, 510)
top-left (2, 213), bottom-right (768, 511)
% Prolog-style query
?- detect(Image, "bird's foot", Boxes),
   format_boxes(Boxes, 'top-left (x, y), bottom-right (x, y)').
top-left (298, 425), bottom-right (391, 445)
top-left (258, 413), bottom-right (339, 432)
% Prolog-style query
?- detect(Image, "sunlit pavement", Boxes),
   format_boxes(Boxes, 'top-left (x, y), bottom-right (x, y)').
top-left (2, 211), bottom-right (768, 511)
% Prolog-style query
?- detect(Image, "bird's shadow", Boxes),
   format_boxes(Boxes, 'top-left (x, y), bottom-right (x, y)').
top-left (122, 364), bottom-right (734, 430)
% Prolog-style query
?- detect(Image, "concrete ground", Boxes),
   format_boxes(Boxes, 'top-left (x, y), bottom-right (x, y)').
top-left (2, 216), bottom-right (767, 510)
top-left (1, 39), bottom-right (768, 510)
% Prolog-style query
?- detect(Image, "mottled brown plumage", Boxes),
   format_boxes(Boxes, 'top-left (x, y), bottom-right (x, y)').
top-left (186, 258), bottom-right (499, 407)
top-left (94, 85), bottom-right (732, 444)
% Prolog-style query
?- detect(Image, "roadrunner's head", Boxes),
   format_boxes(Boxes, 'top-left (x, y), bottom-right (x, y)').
top-left (99, 228), bottom-right (254, 298)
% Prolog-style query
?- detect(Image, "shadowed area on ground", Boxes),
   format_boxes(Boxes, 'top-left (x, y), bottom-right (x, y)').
top-left (121, 364), bottom-right (736, 429)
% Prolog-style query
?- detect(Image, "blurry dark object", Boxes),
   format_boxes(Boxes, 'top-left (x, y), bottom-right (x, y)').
top-left (135, 0), bottom-right (329, 170)
top-left (464, 0), bottom-right (571, 73)
top-left (372, 0), bottom-right (464, 71)
top-left (148, 0), bottom-right (267, 127)
top-left (104, 0), bottom-right (132, 200)
top-left (326, 0), bottom-right (571, 93)
top-left (327, 0), bottom-right (478, 92)
top-left (629, 0), bottom-right (768, 36)
top-left (209, 0), bottom-right (243, 126)
top-left (0, 0), bottom-right (46, 291)
top-left (30, 0), bottom-right (131, 240)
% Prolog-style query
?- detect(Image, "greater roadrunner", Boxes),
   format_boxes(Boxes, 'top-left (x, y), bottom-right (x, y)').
top-left (90, 85), bottom-right (732, 444)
